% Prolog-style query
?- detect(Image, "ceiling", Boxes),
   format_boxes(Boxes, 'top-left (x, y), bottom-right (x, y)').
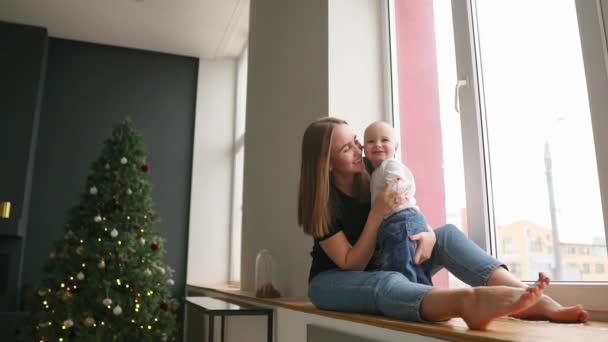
top-left (0, 0), bottom-right (250, 59)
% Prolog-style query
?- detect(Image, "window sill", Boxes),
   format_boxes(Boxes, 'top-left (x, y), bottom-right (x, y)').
top-left (186, 284), bottom-right (608, 342)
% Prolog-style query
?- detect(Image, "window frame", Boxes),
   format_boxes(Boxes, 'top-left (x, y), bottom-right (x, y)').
top-left (387, 0), bottom-right (608, 313)
top-left (456, 0), bottom-right (608, 311)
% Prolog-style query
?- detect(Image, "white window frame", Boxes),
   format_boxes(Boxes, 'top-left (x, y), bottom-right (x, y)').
top-left (387, 0), bottom-right (608, 313)
top-left (454, 0), bottom-right (608, 312)
top-left (229, 47), bottom-right (248, 284)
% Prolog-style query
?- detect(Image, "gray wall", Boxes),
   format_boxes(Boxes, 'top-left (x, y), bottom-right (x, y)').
top-left (241, 0), bottom-right (329, 297)
top-left (22, 38), bottom-right (197, 310)
top-left (0, 21), bottom-right (47, 313)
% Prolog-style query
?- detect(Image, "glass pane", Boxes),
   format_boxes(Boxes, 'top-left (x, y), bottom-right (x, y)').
top-left (475, 0), bottom-right (607, 281)
top-left (392, 0), bottom-right (468, 288)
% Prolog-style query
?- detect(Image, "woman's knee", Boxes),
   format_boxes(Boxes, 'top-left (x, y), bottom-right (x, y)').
top-left (375, 271), bottom-right (407, 295)
top-left (436, 223), bottom-right (463, 239)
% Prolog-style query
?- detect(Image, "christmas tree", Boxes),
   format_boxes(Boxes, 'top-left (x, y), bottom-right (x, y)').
top-left (32, 118), bottom-right (177, 341)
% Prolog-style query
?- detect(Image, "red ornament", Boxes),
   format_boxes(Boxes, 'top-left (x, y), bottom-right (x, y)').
top-left (150, 242), bottom-right (160, 251)
top-left (114, 201), bottom-right (123, 210)
top-left (160, 300), bottom-right (169, 311)
top-left (122, 259), bottom-right (130, 266)
top-left (147, 210), bottom-right (156, 218)
top-left (141, 163), bottom-right (150, 173)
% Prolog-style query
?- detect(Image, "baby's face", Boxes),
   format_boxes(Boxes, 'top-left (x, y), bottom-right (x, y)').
top-left (363, 122), bottom-right (397, 168)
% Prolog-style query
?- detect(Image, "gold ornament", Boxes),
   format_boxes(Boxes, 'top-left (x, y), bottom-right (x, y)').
top-left (98, 259), bottom-right (106, 269)
top-left (62, 291), bottom-right (73, 302)
top-left (84, 317), bottom-right (95, 327)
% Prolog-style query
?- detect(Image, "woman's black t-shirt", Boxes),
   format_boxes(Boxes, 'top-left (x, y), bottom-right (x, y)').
top-left (308, 186), bottom-right (380, 282)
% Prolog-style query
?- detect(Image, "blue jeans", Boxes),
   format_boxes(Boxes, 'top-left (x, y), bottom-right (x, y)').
top-left (376, 208), bottom-right (433, 285)
top-left (308, 224), bottom-right (505, 322)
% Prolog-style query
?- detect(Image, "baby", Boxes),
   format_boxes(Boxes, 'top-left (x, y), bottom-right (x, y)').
top-left (364, 121), bottom-right (432, 285)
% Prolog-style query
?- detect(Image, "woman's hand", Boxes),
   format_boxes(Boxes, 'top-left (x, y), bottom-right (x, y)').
top-left (409, 225), bottom-right (436, 264)
top-left (370, 178), bottom-right (406, 217)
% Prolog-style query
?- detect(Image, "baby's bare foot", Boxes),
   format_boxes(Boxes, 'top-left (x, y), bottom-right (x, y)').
top-left (462, 282), bottom-right (545, 330)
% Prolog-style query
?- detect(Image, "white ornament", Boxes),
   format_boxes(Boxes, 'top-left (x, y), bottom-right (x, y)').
top-left (77, 272), bottom-right (85, 280)
top-left (75, 246), bottom-right (84, 256)
top-left (98, 259), bottom-right (106, 269)
top-left (113, 305), bottom-right (123, 316)
top-left (63, 319), bottom-right (74, 328)
top-left (110, 228), bottom-right (118, 238)
top-left (161, 333), bottom-right (168, 342)
top-left (105, 163), bottom-right (111, 170)
top-left (89, 186), bottom-right (98, 195)
top-left (37, 288), bottom-right (48, 296)
top-left (103, 297), bottom-right (112, 306)
top-left (139, 237), bottom-right (146, 246)
top-left (158, 267), bottom-right (166, 275)
top-left (144, 268), bottom-right (152, 276)
top-left (126, 188), bottom-right (133, 195)
top-left (94, 215), bottom-right (102, 223)
top-left (120, 157), bottom-right (128, 165)
top-left (49, 252), bottom-right (56, 259)
top-left (166, 279), bottom-right (175, 286)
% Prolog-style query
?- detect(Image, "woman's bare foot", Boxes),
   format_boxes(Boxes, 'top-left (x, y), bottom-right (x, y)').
top-left (462, 273), bottom-right (548, 330)
top-left (509, 272), bottom-right (589, 323)
top-left (510, 295), bottom-right (590, 323)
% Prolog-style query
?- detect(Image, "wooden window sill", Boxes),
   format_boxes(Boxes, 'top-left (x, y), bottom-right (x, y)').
top-left (187, 284), bottom-right (608, 342)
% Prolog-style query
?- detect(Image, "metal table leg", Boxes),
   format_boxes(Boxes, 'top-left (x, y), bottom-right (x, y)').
top-left (208, 314), bottom-right (214, 342)
top-left (221, 315), bottom-right (225, 342)
top-left (267, 312), bottom-right (273, 342)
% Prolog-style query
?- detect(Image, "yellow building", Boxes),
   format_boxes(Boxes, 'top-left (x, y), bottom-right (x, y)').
top-left (497, 220), bottom-right (607, 281)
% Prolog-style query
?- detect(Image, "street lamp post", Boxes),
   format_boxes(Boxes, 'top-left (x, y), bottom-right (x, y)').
top-left (544, 141), bottom-right (562, 280)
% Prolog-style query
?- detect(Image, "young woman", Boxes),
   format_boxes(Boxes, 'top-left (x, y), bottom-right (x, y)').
top-left (297, 117), bottom-right (589, 330)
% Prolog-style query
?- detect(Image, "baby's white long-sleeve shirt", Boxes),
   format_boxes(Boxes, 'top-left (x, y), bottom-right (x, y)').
top-left (370, 159), bottom-right (418, 217)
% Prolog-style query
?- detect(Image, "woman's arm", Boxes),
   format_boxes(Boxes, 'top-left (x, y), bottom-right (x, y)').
top-left (319, 210), bottom-right (384, 271)
top-left (319, 180), bottom-right (403, 271)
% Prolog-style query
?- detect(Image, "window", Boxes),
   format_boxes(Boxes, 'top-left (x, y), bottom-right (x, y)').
top-left (508, 263), bottom-right (521, 276)
top-left (388, 0), bottom-right (608, 310)
top-left (597, 264), bottom-right (605, 273)
top-left (529, 237), bottom-right (543, 253)
top-left (502, 238), bottom-right (513, 254)
top-left (229, 48), bottom-right (248, 284)
top-left (583, 263), bottom-right (591, 274)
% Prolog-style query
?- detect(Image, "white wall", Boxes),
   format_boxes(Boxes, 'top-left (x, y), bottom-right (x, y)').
top-left (276, 307), bottom-right (444, 342)
top-left (241, 0), bottom-right (386, 299)
top-left (240, 0), bottom-right (329, 298)
top-left (187, 58), bottom-right (237, 285)
top-left (329, 0), bottom-right (388, 135)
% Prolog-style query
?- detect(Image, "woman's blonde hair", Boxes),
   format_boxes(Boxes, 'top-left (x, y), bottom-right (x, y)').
top-left (298, 117), bottom-right (369, 238)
